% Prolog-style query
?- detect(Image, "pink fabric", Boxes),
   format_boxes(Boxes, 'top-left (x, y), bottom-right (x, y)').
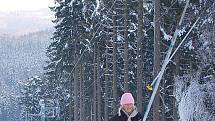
top-left (120, 93), bottom-right (134, 105)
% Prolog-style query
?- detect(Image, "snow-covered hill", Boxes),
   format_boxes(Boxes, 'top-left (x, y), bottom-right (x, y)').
top-left (0, 30), bottom-right (52, 121)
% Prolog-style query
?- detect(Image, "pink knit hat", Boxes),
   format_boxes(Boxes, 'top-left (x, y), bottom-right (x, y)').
top-left (120, 93), bottom-right (134, 105)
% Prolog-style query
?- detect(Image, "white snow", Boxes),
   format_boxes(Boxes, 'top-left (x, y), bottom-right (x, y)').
top-left (175, 75), bottom-right (215, 121)
top-left (178, 27), bottom-right (186, 37)
top-left (117, 34), bottom-right (124, 41)
top-left (160, 27), bottom-right (172, 41)
top-left (184, 40), bottom-right (194, 50)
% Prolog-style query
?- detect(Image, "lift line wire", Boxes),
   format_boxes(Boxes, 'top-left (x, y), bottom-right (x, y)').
top-left (149, 0), bottom-right (215, 87)
top-left (142, 0), bottom-right (215, 120)
top-left (142, 0), bottom-right (190, 120)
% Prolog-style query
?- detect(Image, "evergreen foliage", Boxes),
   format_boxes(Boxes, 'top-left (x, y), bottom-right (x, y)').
top-left (17, 0), bottom-right (215, 121)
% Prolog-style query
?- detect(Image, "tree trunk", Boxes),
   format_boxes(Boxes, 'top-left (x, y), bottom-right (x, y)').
top-left (93, 43), bottom-right (97, 121)
top-left (74, 67), bottom-right (79, 121)
top-left (124, 0), bottom-right (129, 92)
top-left (74, 42), bottom-right (79, 121)
top-left (153, 0), bottom-right (161, 120)
top-left (112, 13), bottom-right (118, 114)
top-left (161, 82), bottom-right (166, 121)
top-left (69, 74), bottom-right (73, 121)
top-left (104, 45), bottom-right (109, 121)
top-left (97, 49), bottom-right (101, 121)
top-left (173, 32), bottom-right (180, 121)
top-left (212, 20), bottom-right (215, 61)
top-left (137, 0), bottom-right (144, 114)
top-left (80, 62), bottom-right (85, 121)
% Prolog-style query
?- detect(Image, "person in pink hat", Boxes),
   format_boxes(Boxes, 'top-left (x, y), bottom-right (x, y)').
top-left (109, 93), bottom-right (142, 121)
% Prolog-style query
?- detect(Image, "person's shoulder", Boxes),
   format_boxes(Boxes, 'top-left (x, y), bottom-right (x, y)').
top-left (109, 114), bottom-right (119, 121)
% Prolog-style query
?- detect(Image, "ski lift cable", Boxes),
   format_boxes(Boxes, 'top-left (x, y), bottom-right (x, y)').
top-left (169, 17), bottom-right (200, 61)
top-left (143, 17), bottom-right (200, 121)
top-left (147, 16), bottom-right (200, 92)
top-left (143, 0), bottom-right (215, 120)
top-left (147, 0), bottom-right (190, 88)
top-left (142, 0), bottom-right (190, 120)
top-left (167, 4), bottom-right (214, 64)
top-left (143, 18), bottom-right (199, 121)
top-left (147, 0), bottom-right (215, 89)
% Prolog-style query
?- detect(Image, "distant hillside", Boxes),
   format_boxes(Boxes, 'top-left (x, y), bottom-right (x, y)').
top-left (0, 29), bottom-right (53, 84)
top-left (0, 29), bottom-right (53, 121)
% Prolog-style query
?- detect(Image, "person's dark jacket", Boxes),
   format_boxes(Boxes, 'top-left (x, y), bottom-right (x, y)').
top-left (109, 107), bottom-right (142, 121)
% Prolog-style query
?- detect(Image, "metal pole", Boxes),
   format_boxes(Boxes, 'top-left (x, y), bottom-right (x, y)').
top-left (142, 0), bottom-right (190, 120)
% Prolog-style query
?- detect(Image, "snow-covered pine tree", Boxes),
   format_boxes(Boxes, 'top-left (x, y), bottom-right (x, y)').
top-left (46, 0), bottom-right (96, 120)
top-left (19, 76), bottom-right (45, 116)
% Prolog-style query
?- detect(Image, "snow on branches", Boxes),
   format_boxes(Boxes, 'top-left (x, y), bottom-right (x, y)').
top-left (174, 74), bottom-right (215, 121)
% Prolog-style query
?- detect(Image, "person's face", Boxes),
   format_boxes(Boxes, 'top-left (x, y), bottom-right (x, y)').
top-left (122, 103), bottom-right (134, 114)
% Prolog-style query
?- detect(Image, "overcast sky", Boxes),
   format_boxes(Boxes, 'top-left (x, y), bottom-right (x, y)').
top-left (0, 0), bottom-right (54, 36)
top-left (0, 0), bottom-right (54, 12)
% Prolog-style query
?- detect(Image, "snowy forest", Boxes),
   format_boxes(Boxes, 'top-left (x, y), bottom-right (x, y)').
top-left (0, 30), bottom-right (52, 121)
top-left (0, 0), bottom-right (215, 121)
